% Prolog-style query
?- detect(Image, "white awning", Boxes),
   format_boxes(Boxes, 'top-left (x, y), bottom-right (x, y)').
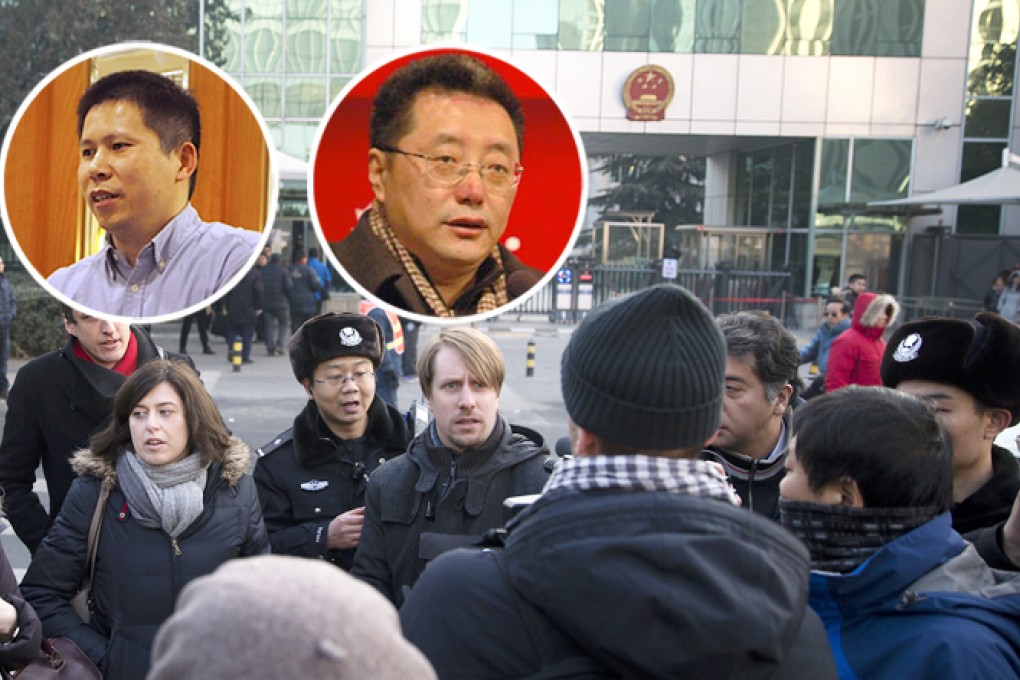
top-left (274, 149), bottom-right (309, 183)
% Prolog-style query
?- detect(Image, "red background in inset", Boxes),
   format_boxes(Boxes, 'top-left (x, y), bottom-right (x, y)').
top-left (311, 48), bottom-right (586, 273)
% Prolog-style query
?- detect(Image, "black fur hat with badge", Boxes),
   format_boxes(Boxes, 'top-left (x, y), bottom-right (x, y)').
top-left (881, 311), bottom-right (1020, 425)
top-left (288, 312), bottom-right (385, 382)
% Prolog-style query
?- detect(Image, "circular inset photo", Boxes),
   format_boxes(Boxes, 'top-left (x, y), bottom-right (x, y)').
top-left (0, 42), bottom-right (277, 323)
top-left (310, 45), bottom-right (587, 323)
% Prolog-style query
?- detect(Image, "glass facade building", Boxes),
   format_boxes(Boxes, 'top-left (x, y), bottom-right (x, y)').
top-left (201, 0), bottom-right (1020, 300)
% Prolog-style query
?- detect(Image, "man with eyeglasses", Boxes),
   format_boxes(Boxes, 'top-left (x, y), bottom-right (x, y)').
top-left (798, 297), bottom-right (850, 399)
top-left (254, 312), bottom-right (410, 570)
top-left (332, 53), bottom-right (542, 317)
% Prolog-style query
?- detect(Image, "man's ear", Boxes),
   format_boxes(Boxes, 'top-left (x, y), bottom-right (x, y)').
top-left (838, 476), bottom-right (865, 508)
top-left (985, 407), bottom-right (1013, 439)
top-left (367, 148), bottom-right (388, 201)
top-left (772, 383), bottom-right (794, 416)
top-left (176, 141), bottom-right (198, 183)
top-left (573, 427), bottom-right (600, 457)
top-left (301, 379), bottom-right (314, 400)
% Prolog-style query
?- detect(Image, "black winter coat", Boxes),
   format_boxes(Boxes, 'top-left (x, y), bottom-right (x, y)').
top-left (351, 418), bottom-right (552, 607)
top-left (20, 439), bottom-right (267, 680)
top-left (0, 328), bottom-right (188, 554)
top-left (226, 268), bottom-right (263, 326)
top-left (287, 264), bottom-right (321, 315)
top-left (259, 260), bottom-right (292, 312)
top-left (402, 488), bottom-right (838, 679)
top-left (254, 397), bottom-right (410, 569)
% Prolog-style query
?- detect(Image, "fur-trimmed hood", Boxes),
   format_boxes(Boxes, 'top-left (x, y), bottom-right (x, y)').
top-left (853, 292), bottom-right (900, 338)
top-left (71, 436), bottom-right (253, 487)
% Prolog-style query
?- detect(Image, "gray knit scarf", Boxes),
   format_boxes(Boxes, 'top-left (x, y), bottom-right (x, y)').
top-left (116, 451), bottom-right (208, 539)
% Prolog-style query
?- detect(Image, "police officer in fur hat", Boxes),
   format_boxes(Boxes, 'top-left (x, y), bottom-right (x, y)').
top-left (882, 311), bottom-right (1020, 568)
top-left (254, 313), bottom-right (410, 570)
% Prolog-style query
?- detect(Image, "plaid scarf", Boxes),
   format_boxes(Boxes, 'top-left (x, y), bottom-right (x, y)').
top-left (368, 201), bottom-right (507, 316)
top-left (779, 499), bottom-right (939, 573)
top-left (543, 454), bottom-right (741, 505)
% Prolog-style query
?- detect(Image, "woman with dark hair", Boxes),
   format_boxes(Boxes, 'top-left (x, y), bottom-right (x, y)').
top-left (21, 359), bottom-right (267, 680)
top-left (779, 386), bottom-right (1020, 680)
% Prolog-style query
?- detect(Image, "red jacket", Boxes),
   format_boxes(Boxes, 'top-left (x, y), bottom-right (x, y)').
top-left (825, 292), bottom-right (900, 391)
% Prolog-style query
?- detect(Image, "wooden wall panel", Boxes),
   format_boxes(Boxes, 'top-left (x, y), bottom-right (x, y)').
top-left (4, 62), bottom-right (88, 277)
top-left (190, 62), bottom-right (270, 233)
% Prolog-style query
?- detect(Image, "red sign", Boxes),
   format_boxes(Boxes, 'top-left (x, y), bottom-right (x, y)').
top-left (623, 65), bottom-right (674, 121)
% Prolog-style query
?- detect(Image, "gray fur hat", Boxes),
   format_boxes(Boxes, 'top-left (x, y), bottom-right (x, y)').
top-left (147, 556), bottom-right (436, 680)
top-left (288, 312), bottom-right (384, 381)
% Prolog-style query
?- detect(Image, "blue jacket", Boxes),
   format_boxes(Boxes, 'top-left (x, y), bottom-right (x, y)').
top-left (799, 318), bottom-right (850, 374)
top-left (809, 512), bottom-right (1020, 680)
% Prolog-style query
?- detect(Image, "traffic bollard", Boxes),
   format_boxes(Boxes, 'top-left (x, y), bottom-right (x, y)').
top-left (231, 338), bottom-right (243, 372)
top-left (526, 340), bottom-right (535, 377)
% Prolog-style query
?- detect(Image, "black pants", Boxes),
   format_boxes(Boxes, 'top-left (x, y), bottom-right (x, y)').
top-left (179, 311), bottom-right (211, 353)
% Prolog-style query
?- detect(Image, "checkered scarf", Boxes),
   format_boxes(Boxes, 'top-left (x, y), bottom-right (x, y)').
top-left (368, 201), bottom-right (507, 316)
top-left (779, 499), bottom-right (939, 573)
top-left (543, 454), bottom-right (741, 505)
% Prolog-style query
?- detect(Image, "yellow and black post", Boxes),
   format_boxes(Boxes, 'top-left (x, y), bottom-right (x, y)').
top-left (231, 338), bottom-right (243, 372)
top-left (526, 341), bottom-right (535, 378)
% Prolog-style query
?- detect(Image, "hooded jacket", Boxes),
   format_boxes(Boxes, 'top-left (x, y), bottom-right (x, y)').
top-left (20, 438), bottom-right (267, 680)
top-left (401, 486), bottom-right (838, 679)
top-left (0, 327), bottom-right (187, 554)
top-left (254, 397), bottom-right (410, 569)
top-left (350, 418), bottom-right (552, 607)
top-left (825, 292), bottom-right (899, 392)
top-left (809, 512), bottom-right (1020, 680)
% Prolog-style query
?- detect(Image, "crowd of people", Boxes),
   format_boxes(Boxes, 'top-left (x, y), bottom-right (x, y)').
top-left (0, 277), bottom-right (1013, 678)
top-left (2, 49), bottom-right (1020, 680)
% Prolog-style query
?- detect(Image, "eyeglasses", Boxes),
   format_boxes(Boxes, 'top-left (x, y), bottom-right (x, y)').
top-left (313, 370), bottom-right (375, 388)
top-left (376, 145), bottom-right (523, 190)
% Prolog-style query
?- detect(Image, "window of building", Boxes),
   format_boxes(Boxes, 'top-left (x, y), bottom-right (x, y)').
top-left (735, 142), bottom-right (815, 229)
top-left (959, 0), bottom-right (1019, 234)
top-left (831, 0), bottom-right (924, 57)
top-left (209, 0), bottom-right (364, 161)
top-left (418, 0), bottom-right (924, 56)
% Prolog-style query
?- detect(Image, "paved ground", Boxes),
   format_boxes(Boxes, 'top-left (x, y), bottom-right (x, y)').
top-left (2, 315), bottom-right (1017, 578)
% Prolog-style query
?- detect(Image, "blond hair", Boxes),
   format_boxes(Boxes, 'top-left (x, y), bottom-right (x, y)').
top-left (417, 327), bottom-right (505, 397)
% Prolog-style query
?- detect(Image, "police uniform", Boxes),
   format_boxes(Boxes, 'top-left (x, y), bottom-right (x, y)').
top-left (254, 397), bottom-right (409, 569)
top-left (254, 311), bottom-right (411, 569)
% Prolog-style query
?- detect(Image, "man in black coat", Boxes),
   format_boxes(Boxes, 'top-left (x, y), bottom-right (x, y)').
top-left (351, 326), bottom-right (553, 607)
top-left (260, 253), bottom-right (292, 356)
top-left (400, 285), bottom-right (837, 678)
top-left (882, 312), bottom-right (1020, 569)
top-left (225, 267), bottom-right (263, 364)
top-left (254, 313), bottom-right (410, 571)
top-left (0, 306), bottom-right (187, 554)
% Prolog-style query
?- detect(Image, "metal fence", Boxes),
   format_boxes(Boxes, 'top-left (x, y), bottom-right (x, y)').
top-left (504, 265), bottom-right (800, 324)
top-left (897, 296), bottom-right (984, 322)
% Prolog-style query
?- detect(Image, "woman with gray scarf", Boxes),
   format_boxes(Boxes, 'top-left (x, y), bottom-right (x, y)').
top-left (21, 359), bottom-right (268, 680)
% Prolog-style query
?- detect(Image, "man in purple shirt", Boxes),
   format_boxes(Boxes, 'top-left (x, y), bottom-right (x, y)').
top-left (47, 69), bottom-right (261, 319)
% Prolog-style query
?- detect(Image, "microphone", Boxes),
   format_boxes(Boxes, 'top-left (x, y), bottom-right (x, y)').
top-left (554, 436), bottom-right (573, 457)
